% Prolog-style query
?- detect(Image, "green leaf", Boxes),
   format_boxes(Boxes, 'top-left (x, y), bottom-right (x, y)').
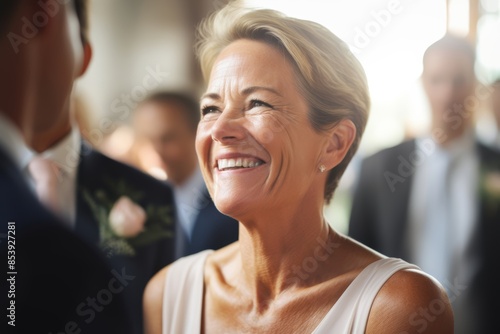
top-left (81, 183), bottom-right (174, 256)
top-left (101, 238), bottom-right (136, 256)
top-left (128, 225), bottom-right (173, 248)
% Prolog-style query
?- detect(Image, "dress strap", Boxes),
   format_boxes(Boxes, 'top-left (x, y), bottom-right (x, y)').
top-left (350, 258), bottom-right (420, 333)
top-left (162, 250), bottom-right (213, 334)
top-left (313, 258), bottom-right (420, 333)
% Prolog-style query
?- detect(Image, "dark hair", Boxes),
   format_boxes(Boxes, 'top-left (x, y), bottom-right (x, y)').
top-left (140, 92), bottom-right (200, 132)
top-left (423, 34), bottom-right (476, 67)
top-left (1, 0), bottom-right (88, 43)
top-left (73, 0), bottom-right (88, 43)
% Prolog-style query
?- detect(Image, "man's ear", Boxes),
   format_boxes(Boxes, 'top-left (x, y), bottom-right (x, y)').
top-left (79, 42), bottom-right (92, 77)
top-left (322, 119), bottom-right (356, 170)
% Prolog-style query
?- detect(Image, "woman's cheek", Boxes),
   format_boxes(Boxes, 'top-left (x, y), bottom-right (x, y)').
top-left (248, 115), bottom-right (283, 145)
top-left (196, 122), bottom-right (210, 151)
top-left (195, 123), bottom-right (214, 176)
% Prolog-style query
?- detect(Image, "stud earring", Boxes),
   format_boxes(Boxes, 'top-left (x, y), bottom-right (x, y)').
top-left (319, 164), bottom-right (326, 173)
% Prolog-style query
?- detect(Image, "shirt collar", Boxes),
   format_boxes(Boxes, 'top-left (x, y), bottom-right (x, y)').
top-left (0, 113), bottom-right (31, 170)
top-left (417, 129), bottom-right (476, 160)
top-left (24, 126), bottom-right (81, 176)
top-left (442, 130), bottom-right (475, 158)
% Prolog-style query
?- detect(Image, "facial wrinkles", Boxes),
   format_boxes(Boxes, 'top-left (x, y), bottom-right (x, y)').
top-left (200, 40), bottom-right (319, 210)
top-left (248, 112), bottom-right (299, 195)
top-left (209, 93), bottom-right (303, 200)
top-left (209, 50), bottom-right (295, 106)
top-left (208, 55), bottom-right (248, 102)
top-left (276, 123), bottom-right (319, 198)
top-left (205, 58), bottom-right (266, 139)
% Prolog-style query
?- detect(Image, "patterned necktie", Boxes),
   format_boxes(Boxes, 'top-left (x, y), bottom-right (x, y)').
top-left (28, 156), bottom-right (62, 215)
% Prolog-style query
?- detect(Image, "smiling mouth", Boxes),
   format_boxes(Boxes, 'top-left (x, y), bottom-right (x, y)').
top-left (217, 158), bottom-right (265, 171)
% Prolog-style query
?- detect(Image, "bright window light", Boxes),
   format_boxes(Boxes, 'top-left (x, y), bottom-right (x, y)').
top-left (244, 0), bottom-right (447, 153)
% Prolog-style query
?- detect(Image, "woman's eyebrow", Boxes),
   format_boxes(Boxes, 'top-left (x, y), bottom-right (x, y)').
top-left (240, 86), bottom-right (282, 97)
top-left (200, 86), bottom-right (282, 102)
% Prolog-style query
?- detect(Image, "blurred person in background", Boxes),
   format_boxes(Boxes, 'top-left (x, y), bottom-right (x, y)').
top-left (19, 1), bottom-right (177, 333)
top-left (348, 34), bottom-right (500, 333)
top-left (133, 91), bottom-right (238, 258)
top-left (0, 0), bottom-right (133, 332)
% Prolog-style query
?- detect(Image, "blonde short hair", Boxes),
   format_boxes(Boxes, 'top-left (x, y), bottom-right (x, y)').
top-left (195, 2), bottom-right (370, 203)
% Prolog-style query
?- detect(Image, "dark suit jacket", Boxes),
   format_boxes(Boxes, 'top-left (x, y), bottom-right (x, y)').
top-left (348, 139), bottom-right (500, 333)
top-left (0, 147), bottom-right (133, 334)
top-left (181, 188), bottom-right (238, 257)
top-left (75, 142), bottom-right (176, 334)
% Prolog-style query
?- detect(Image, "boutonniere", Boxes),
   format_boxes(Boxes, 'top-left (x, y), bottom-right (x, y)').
top-left (82, 178), bottom-right (173, 257)
top-left (480, 169), bottom-right (500, 214)
top-left (109, 196), bottom-right (147, 238)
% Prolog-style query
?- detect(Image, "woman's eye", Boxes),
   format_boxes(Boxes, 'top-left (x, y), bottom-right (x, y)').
top-left (250, 99), bottom-right (273, 109)
top-left (201, 105), bottom-right (219, 116)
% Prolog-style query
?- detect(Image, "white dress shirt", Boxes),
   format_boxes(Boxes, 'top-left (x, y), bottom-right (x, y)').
top-left (24, 127), bottom-right (81, 227)
top-left (407, 131), bottom-right (480, 290)
top-left (170, 167), bottom-right (206, 241)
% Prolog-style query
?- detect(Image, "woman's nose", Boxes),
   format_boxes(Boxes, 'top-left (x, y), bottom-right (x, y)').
top-left (210, 108), bottom-right (246, 143)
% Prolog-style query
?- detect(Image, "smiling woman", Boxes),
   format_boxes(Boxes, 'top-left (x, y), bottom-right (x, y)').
top-left (197, 38), bottom-right (335, 221)
top-left (143, 2), bottom-right (454, 334)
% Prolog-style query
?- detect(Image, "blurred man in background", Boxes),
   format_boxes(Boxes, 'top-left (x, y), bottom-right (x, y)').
top-left (0, 1), bottom-right (133, 332)
top-left (348, 35), bottom-right (500, 333)
top-left (133, 92), bottom-right (238, 258)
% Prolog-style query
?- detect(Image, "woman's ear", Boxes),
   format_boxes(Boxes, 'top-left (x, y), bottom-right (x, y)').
top-left (322, 119), bottom-right (356, 170)
top-left (78, 41), bottom-right (92, 77)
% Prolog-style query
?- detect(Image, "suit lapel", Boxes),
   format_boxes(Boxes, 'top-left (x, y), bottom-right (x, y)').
top-left (476, 142), bottom-right (500, 250)
top-left (74, 141), bottom-right (100, 245)
top-left (384, 140), bottom-right (416, 259)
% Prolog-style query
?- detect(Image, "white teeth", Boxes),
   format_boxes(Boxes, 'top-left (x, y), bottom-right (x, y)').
top-left (217, 158), bottom-right (263, 170)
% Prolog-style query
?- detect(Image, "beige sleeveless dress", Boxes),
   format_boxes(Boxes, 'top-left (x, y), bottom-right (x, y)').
top-left (162, 250), bottom-right (419, 334)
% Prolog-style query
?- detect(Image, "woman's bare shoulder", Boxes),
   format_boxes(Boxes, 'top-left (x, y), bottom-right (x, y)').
top-left (143, 264), bottom-right (171, 334)
top-left (367, 267), bottom-right (454, 334)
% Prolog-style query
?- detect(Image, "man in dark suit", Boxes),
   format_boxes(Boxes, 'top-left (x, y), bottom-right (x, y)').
top-left (18, 2), bottom-right (176, 333)
top-left (0, 0), bottom-right (132, 333)
top-left (133, 92), bottom-right (238, 257)
top-left (348, 35), bottom-right (500, 333)
top-left (73, 144), bottom-right (176, 334)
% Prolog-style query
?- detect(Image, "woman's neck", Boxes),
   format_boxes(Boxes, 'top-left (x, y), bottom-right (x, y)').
top-left (237, 208), bottom-right (335, 312)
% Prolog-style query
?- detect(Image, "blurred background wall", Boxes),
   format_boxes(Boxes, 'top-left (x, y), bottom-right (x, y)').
top-left (73, 0), bottom-right (500, 233)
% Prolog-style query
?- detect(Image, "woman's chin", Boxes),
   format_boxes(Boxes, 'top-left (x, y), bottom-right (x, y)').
top-left (212, 193), bottom-right (254, 222)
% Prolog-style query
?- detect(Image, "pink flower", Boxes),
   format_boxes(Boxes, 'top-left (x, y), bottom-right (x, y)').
top-left (109, 196), bottom-right (146, 238)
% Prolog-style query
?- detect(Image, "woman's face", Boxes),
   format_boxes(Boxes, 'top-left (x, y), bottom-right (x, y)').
top-left (196, 39), bottom-right (328, 220)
